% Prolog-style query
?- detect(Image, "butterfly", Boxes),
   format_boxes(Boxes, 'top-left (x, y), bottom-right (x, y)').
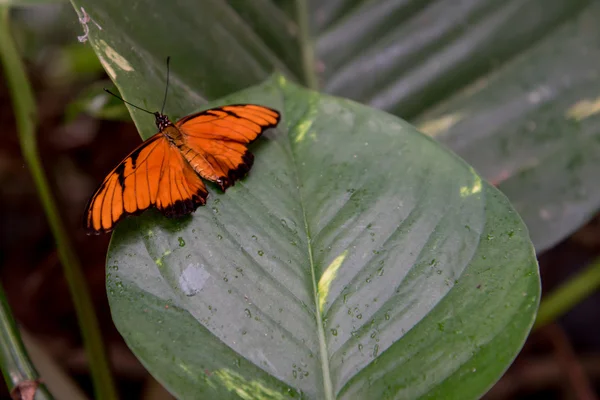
top-left (84, 60), bottom-right (280, 234)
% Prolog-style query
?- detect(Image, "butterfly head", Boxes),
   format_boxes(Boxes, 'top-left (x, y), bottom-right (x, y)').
top-left (154, 112), bottom-right (173, 131)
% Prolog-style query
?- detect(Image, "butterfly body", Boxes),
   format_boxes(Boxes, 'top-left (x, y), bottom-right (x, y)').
top-left (85, 104), bottom-right (280, 234)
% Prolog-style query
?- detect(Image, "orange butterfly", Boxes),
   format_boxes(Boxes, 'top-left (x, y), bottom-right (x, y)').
top-left (84, 63), bottom-right (280, 234)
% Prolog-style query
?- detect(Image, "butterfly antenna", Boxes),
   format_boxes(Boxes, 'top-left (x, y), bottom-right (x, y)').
top-left (160, 56), bottom-right (171, 114)
top-left (103, 88), bottom-right (154, 115)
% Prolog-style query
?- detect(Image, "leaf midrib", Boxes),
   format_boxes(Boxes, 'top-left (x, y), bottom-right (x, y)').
top-left (287, 4), bottom-right (332, 393)
top-left (288, 125), bottom-right (333, 398)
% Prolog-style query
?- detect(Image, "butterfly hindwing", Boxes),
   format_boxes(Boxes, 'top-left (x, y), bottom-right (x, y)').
top-left (176, 104), bottom-right (280, 189)
top-left (85, 134), bottom-right (208, 233)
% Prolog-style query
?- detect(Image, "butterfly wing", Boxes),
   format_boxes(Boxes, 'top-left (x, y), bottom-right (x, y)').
top-left (85, 133), bottom-right (208, 233)
top-left (175, 104), bottom-right (280, 190)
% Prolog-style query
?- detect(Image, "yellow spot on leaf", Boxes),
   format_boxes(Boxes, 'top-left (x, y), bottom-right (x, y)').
top-left (213, 368), bottom-right (287, 399)
top-left (294, 120), bottom-right (312, 143)
top-left (566, 97), bottom-right (600, 121)
top-left (93, 40), bottom-right (133, 79)
top-left (418, 113), bottom-right (464, 137)
top-left (318, 251), bottom-right (347, 313)
top-left (460, 175), bottom-right (482, 197)
top-left (276, 74), bottom-right (288, 87)
top-left (97, 54), bottom-right (116, 80)
top-left (154, 250), bottom-right (172, 267)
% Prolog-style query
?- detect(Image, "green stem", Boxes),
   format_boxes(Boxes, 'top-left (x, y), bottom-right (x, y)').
top-left (0, 7), bottom-right (118, 400)
top-left (535, 257), bottom-right (600, 330)
top-left (0, 282), bottom-right (53, 399)
top-left (296, 0), bottom-right (319, 90)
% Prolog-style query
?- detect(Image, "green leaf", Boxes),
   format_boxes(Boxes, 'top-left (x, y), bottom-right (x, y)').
top-left (107, 77), bottom-right (539, 399)
top-left (225, 0), bottom-right (303, 79)
top-left (314, 0), bottom-right (599, 252)
top-left (415, 3), bottom-right (600, 252)
top-left (70, 0), bottom-right (297, 137)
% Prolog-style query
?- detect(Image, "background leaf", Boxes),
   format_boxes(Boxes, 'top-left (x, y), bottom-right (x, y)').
top-left (107, 77), bottom-right (539, 399)
top-left (70, 0), bottom-right (296, 139)
top-left (413, 1), bottom-right (600, 252)
top-left (415, 4), bottom-right (600, 252)
top-left (71, 0), bottom-right (600, 251)
top-left (313, 0), bottom-right (599, 252)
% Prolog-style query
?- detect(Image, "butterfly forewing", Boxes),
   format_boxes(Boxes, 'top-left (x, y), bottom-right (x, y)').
top-left (85, 134), bottom-right (208, 233)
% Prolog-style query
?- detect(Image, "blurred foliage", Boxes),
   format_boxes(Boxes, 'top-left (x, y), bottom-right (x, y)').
top-left (65, 0), bottom-right (600, 253)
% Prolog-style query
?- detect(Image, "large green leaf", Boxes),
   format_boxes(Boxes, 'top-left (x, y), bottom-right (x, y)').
top-left (71, 0), bottom-right (600, 252)
top-left (107, 76), bottom-right (539, 399)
